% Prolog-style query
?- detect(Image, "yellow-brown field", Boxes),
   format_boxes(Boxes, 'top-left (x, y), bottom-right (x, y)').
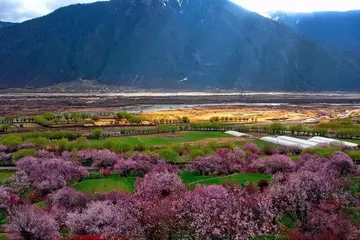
top-left (140, 106), bottom-right (337, 123)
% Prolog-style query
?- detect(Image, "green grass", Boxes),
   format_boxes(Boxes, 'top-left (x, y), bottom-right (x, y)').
top-left (347, 208), bottom-right (360, 224)
top-left (73, 177), bottom-right (136, 193)
top-left (352, 177), bottom-right (360, 195)
top-left (0, 172), bottom-right (13, 181)
top-left (345, 139), bottom-right (360, 144)
top-left (74, 172), bottom-right (272, 193)
top-left (0, 233), bottom-right (8, 240)
top-left (182, 172), bottom-right (272, 189)
top-left (279, 212), bottom-right (297, 229)
top-left (35, 201), bottom-right (48, 209)
top-left (91, 131), bottom-right (230, 147)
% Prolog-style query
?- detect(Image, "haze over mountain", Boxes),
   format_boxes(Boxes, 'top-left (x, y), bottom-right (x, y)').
top-left (0, 0), bottom-right (360, 91)
top-left (270, 10), bottom-right (360, 51)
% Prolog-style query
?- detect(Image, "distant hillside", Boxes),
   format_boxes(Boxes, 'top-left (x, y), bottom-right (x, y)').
top-left (270, 11), bottom-right (360, 50)
top-left (0, 0), bottom-right (360, 91)
top-left (0, 21), bottom-right (17, 28)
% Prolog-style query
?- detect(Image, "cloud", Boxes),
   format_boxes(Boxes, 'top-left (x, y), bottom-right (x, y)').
top-left (0, 0), bottom-right (104, 22)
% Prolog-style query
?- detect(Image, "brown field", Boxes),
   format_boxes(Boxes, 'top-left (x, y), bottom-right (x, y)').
top-left (140, 105), bottom-right (331, 123)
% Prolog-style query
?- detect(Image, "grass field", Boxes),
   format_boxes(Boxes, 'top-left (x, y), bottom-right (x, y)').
top-left (346, 139), bottom-right (360, 144)
top-left (183, 172), bottom-right (272, 189)
top-left (74, 172), bottom-right (272, 194)
top-left (92, 131), bottom-right (231, 147)
top-left (0, 172), bottom-right (13, 181)
top-left (352, 177), bottom-right (360, 195)
top-left (73, 177), bottom-right (136, 193)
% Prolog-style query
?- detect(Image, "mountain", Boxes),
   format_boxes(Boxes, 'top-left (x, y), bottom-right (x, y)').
top-left (0, 0), bottom-right (360, 91)
top-left (270, 11), bottom-right (360, 51)
top-left (0, 21), bottom-right (17, 28)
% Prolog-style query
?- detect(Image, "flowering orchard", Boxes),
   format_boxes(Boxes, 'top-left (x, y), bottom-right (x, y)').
top-left (0, 144), bottom-right (359, 240)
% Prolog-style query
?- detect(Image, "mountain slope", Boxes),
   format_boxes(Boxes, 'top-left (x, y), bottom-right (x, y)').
top-left (0, 21), bottom-right (17, 28)
top-left (270, 11), bottom-right (360, 51)
top-left (0, 0), bottom-right (360, 91)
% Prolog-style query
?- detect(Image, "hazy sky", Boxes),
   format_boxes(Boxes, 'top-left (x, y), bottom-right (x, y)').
top-left (1, 0), bottom-right (360, 22)
top-left (0, 0), bottom-right (101, 22)
top-left (232, 0), bottom-right (360, 13)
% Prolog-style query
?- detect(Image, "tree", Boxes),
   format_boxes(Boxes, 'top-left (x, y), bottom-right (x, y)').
top-left (63, 113), bottom-right (70, 120)
top-left (251, 154), bottom-right (296, 174)
top-left (290, 203), bottom-right (360, 240)
top-left (242, 143), bottom-right (260, 155)
top-left (91, 115), bottom-right (100, 121)
top-left (135, 172), bottom-right (185, 199)
top-left (91, 129), bottom-right (103, 139)
top-left (7, 205), bottom-right (60, 240)
top-left (91, 149), bottom-right (118, 169)
top-left (114, 158), bottom-right (152, 177)
top-left (67, 199), bottom-right (144, 239)
top-left (43, 112), bottom-right (55, 120)
top-left (186, 148), bottom-right (246, 175)
top-left (173, 185), bottom-right (276, 239)
top-left (12, 157), bottom-right (88, 194)
top-left (181, 116), bottom-right (190, 123)
top-left (48, 187), bottom-right (87, 211)
top-left (209, 116), bottom-right (220, 122)
top-left (158, 149), bottom-right (179, 163)
top-left (0, 187), bottom-right (12, 211)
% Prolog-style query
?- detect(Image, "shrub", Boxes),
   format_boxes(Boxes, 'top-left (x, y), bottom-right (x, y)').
top-left (114, 159), bottom-right (152, 177)
top-left (134, 143), bottom-right (147, 152)
top-left (135, 172), bottom-right (185, 199)
top-left (158, 149), bottom-right (180, 163)
top-left (207, 141), bottom-right (218, 151)
top-left (103, 139), bottom-right (117, 151)
top-left (24, 137), bottom-right (50, 148)
top-left (186, 148), bottom-right (246, 175)
top-left (18, 143), bottom-right (36, 150)
top-left (66, 199), bottom-right (144, 239)
top-left (262, 144), bottom-right (275, 155)
top-left (0, 145), bottom-right (7, 152)
top-left (0, 152), bottom-right (12, 163)
top-left (6, 205), bottom-right (60, 240)
top-left (73, 137), bottom-right (90, 150)
top-left (0, 134), bottom-right (22, 147)
top-left (242, 142), bottom-right (260, 155)
top-left (189, 149), bottom-right (206, 160)
top-left (115, 142), bottom-right (133, 153)
top-left (170, 144), bottom-right (184, 155)
top-left (13, 156), bottom-right (88, 194)
top-left (91, 129), bottom-right (103, 139)
top-left (48, 187), bottom-right (87, 211)
top-left (91, 115), bottom-right (100, 121)
top-left (12, 148), bottom-right (36, 161)
top-left (251, 154), bottom-right (296, 174)
top-left (55, 138), bottom-right (70, 152)
top-left (36, 149), bottom-right (56, 159)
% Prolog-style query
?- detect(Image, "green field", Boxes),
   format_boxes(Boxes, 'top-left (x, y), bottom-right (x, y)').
top-left (346, 139), bottom-right (360, 144)
top-left (73, 177), bottom-right (136, 193)
top-left (73, 172), bottom-right (272, 194)
top-left (92, 131), bottom-right (231, 147)
top-left (184, 172), bottom-right (272, 189)
top-left (352, 177), bottom-right (360, 195)
top-left (0, 172), bottom-right (13, 181)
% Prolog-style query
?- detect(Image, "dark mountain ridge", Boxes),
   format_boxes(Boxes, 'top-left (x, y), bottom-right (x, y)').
top-left (0, 0), bottom-right (360, 91)
top-left (0, 21), bottom-right (17, 28)
top-left (270, 10), bottom-right (360, 51)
